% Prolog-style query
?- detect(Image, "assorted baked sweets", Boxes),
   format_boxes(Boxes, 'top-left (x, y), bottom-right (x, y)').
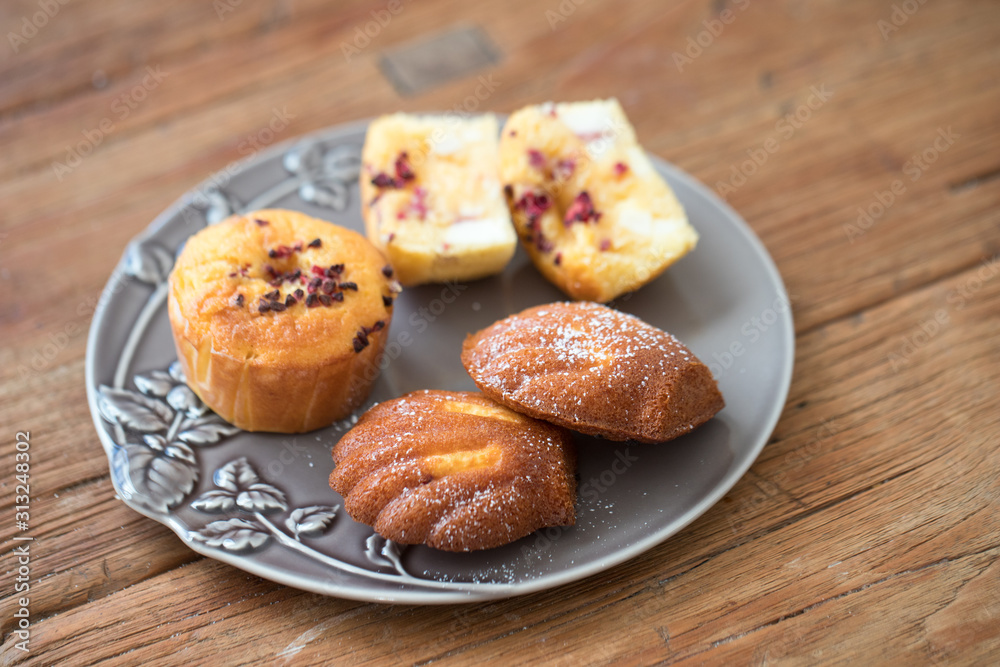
top-left (167, 209), bottom-right (401, 433)
top-left (462, 302), bottom-right (724, 443)
top-left (360, 113), bottom-right (517, 287)
top-left (330, 390), bottom-right (576, 551)
top-left (499, 98), bottom-right (698, 302)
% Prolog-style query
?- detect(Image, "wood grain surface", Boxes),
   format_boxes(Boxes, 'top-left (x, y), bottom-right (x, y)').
top-left (2, 0), bottom-right (998, 664)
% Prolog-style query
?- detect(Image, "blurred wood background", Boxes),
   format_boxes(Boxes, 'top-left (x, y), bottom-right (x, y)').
top-left (1, 0), bottom-right (998, 663)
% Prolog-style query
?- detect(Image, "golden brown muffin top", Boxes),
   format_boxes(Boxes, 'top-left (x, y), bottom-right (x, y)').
top-left (169, 209), bottom-right (398, 368)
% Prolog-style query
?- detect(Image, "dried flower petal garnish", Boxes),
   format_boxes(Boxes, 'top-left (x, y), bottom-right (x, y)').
top-left (564, 191), bottom-right (601, 226)
top-left (395, 151), bottom-right (415, 181)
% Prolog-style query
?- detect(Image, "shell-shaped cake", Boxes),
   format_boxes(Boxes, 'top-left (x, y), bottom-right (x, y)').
top-left (167, 209), bottom-right (399, 433)
top-left (461, 302), bottom-right (724, 443)
top-left (330, 390), bottom-right (576, 552)
top-left (499, 98), bottom-right (698, 302)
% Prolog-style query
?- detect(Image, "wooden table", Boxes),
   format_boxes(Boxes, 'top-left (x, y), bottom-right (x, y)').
top-left (2, 0), bottom-right (998, 663)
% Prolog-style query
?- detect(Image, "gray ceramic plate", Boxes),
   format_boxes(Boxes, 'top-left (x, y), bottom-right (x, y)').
top-left (86, 119), bottom-right (794, 604)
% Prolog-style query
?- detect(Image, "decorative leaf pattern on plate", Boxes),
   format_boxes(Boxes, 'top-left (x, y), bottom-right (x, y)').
top-left (190, 518), bottom-right (270, 551)
top-left (191, 457), bottom-right (288, 515)
top-left (287, 141), bottom-right (359, 212)
top-left (112, 441), bottom-right (198, 513)
top-left (102, 363), bottom-right (239, 514)
top-left (237, 482), bottom-right (288, 513)
top-left (166, 384), bottom-right (206, 417)
top-left (191, 489), bottom-right (237, 513)
top-left (141, 434), bottom-right (196, 464)
top-left (190, 458), bottom-right (332, 554)
top-left (175, 415), bottom-right (240, 445)
top-left (365, 534), bottom-right (407, 576)
top-left (215, 457), bottom-right (261, 492)
top-left (168, 360), bottom-right (186, 383)
top-left (133, 370), bottom-right (175, 397)
top-left (285, 506), bottom-right (339, 539)
top-left (319, 144), bottom-right (362, 182)
top-left (123, 239), bottom-right (174, 285)
top-left (283, 141), bottom-right (323, 176)
top-left (203, 187), bottom-right (241, 225)
top-left (98, 385), bottom-right (174, 432)
top-left (299, 182), bottom-right (348, 210)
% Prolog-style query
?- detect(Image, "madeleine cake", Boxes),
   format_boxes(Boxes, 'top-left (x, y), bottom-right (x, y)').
top-left (167, 209), bottom-right (400, 433)
top-left (461, 302), bottom-right (724, 443)
top-left (499, 99), bottom-right (698, 302)
top-left (360, 113), bottom-right (517, 287)
top-left (330, 390), bottom-right (576, 551)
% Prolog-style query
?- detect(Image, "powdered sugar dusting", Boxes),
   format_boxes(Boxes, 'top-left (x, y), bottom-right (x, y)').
top-left (465, 302), bottom-right (711, 440)
top-left (331, 390), bottom-right (575, 551)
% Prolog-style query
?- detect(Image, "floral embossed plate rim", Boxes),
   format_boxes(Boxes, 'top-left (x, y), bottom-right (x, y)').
top-left (86, 117), bottom-right (794, 604)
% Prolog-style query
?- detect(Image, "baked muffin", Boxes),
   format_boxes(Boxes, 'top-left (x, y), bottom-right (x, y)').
top-left (167, 209), bottom-right (400, 433)
top-left (461, 302), bottom-right (724, 443)
top-left (330, 390), bottom-right (576, 552)
top-left (499, 99), bottom-right (698, 302)
top-left (360, 113), bottom-right (517, 286)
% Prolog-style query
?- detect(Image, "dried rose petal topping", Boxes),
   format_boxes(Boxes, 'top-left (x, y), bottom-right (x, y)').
top-left (527, 149), bottom-right (546, 170)
top-left (514, 191), bottom-right (552, 221)
top-left (553, 158), bottom-right (576, 182)
top-left (398, 187), bottom-right (429, 221)
top-left (599, 238), bottom-right (612, 251)
top-left (394, 152), bottom-right (415, 181)
top-left (353, 329), bottom-right (370, 352)
top-left (308, 238), bottom-right (321, 248)
top-left (614, 162), bottom-right (629, 177)
top-left (339, 281), bottom-right (358, 291)
top-left (254, 218), bottom-right (269, 226)
top-left (268, 244), bottom-right (294, 259)
top-left (564, 191), bottom-right (600, 226)
top-left (371, 172), bottom-right (401, 189)
top-left (381, 265), bottom-right (394, 278)
top-left (234, 294), bottom-right (245, 307)
top-left (514, 191), bottom-right (557, 254)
